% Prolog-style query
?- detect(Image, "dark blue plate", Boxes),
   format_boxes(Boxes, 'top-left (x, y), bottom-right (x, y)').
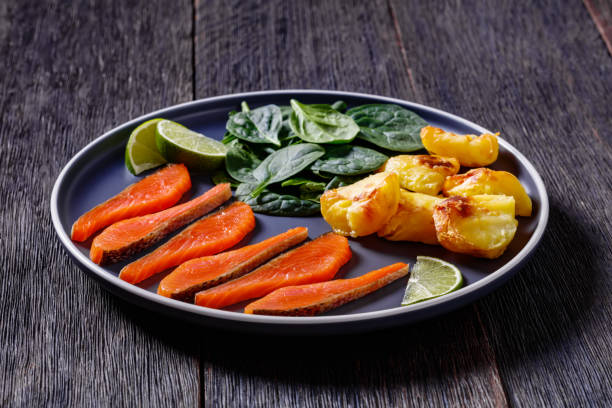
top-left (50, 90), bottom-right (548, 334)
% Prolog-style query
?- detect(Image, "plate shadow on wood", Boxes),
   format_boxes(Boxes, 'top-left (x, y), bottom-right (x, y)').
top-left (475, 203), bottom-right (601, 364)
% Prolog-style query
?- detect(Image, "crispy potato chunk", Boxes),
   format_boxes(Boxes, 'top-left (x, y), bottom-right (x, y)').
top-left (433, 195), bottom-right (518, 259)
top-left (378, 190), bottom-right (442, 244)
top-left (380, 155), bottom-right (460, 195)
top-left (420, 126), bottom-right (499, 167)
top-left (443, 168), bottom-right (532, 216)
top-left (320, 172), bottom-right (400, 237)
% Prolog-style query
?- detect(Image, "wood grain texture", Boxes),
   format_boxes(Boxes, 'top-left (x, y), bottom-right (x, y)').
top-left (201, 307), bottom-right (508, 408)
top-left (0, 1), bottom-right (198, 406)
top-left (194, 0), bottom-right (413, 97)
top-left (195, 1), bottom-right (507, 406)
top-left (2, 0), bottom-right (610, 406)
top-left (584, 0), bottom-right (612, 55)
top-left (390, 0), bottom-right (612, 406)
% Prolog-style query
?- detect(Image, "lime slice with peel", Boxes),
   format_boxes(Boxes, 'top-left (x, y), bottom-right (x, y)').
top-left (155, 119), bottom-right (227, 173)
top-left (402, 256), bottom-right (463, 306)
top-left (125, 118), bottom-right (168, 175)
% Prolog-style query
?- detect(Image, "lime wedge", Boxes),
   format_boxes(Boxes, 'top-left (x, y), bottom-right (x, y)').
top-left (401, 256), bottom-right (463, 305)
top-left (155, 119), bottom-right (227, 173)
top-left (125, 119), bottom-right (168, 175)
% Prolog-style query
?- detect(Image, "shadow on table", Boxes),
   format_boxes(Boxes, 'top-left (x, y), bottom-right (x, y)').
top-left (472, 203), bottom-right (605, 368)
top-left (116, 203), bottom-right (602, 391)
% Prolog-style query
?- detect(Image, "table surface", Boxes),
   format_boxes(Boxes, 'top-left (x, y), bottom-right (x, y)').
top-left (2, 0), bottom-right (611, 406)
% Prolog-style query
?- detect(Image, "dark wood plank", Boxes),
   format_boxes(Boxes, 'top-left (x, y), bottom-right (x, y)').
top-left (390, 0), bottom-right (612, 405)
top-left (200, 308), bottom-right (508, 408)
top-left (195, 1), bottom-right (507, 406)
top-left (584, 0), bottom-right (612, 55)
top-left (194, 0), bottom-right (412, 96)
top-left (0, 1), bottom-right (198, 406)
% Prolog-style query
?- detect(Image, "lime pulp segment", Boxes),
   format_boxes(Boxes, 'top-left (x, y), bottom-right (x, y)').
top-left (401, 256), bottom-right (463, 306)
top-left (155, 120), bottom-right (227, 172)
top-left (125, 118), bottom-right (168, 175)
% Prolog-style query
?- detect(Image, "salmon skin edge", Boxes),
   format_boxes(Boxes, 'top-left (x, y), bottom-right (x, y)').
top-left (193, 232), bottom-right (352, 309)
top-left (159, 227), bottom-right (309, 302)
top-left (245, 263), bottom-right (410, 316)
top-left (90, 184), bottom-right (232, 264)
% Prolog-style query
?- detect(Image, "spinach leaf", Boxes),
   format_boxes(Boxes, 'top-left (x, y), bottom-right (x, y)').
top-left (250, 143), bottom-right (325, 197)
top-left (346, 104), bottom-right (428, 152)
top-left (211, 170), bottom-right (239, 188)
top-left (281, 178), bottom-right (326, 201)
top-left (331, 100), bottom-right (347, 112)
top-left (310, 145), bottom-right (388, 176)
top-left (235, 183), bottom-right (320, 216)
top-left (221, 132), bottom-right (237, 144)
top-left (278, 105), bottom-right (303, 147)
top-left (279, 105), bottom-right (293, 121)
top-left (281, 178), bottom-right (327, 190)
top-left (225, 142), bottom-right (261, 183)
top-left (249, 144), bottom-right (277, 159)
top-left (325, 175), bottom-right (363, 191)
top-left (226, 104), bottom-right (282, 146)
top-left (311, 168), bottom-right (333, 179)
top-left (289, 99), bottom-right (359, 144)
top-left (279, 131), bottom-right (302, 147)
top-left (300, 191), bottom-right (322, 202)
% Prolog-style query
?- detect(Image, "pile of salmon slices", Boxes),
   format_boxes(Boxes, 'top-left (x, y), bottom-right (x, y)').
top-left (72, 164), bottom-right (410, 316)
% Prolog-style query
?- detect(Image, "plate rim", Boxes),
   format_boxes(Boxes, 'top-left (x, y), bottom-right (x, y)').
top-left (50, 89), bottom-right (549, 327)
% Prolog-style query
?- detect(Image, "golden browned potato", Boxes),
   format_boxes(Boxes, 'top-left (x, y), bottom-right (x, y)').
top-left (433, 195), bottom-right (518, 259)
top-left (320, 172), bottom-right (400, 237)
top-left (380, 155), bottom-right (460, 196)
top-left (443, 168), bottom-right (532, 216)
top-left (377, 190), bottom-right (442, 244)
top-left (420, 125), bottom-right (499, 167)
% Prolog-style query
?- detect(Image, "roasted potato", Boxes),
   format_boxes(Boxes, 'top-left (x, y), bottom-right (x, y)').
top-left (420, 125), bottom-right (499, 167)
top-left (378, 190), bottom-right (442, 244)
top-left (433, 195), bottom-right (518, 259)
top-left (320, 172), bottom-right (400, 237)
top-left (380, 155), bottom-right (460, 196)
top-left (443, 168), bottom-right (532, 216)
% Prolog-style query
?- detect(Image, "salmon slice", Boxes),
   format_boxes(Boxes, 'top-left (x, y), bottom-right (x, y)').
top-left (71, 164), bottom-right (191, 242)
top-left (244, 262), bottom-right (409, 316)
top-left (194, 233), bottom-right (351, 309)
top-left (90, 184), bottom-right (232, 265)
top-left (119, 201), bottom-right (255, 284)
top-left (158, 227), bottom-right (309, 302)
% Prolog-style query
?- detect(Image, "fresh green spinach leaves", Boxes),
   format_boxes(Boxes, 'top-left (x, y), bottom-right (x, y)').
top-left (220, 100), bottom-right (431, 217)
top-left (330, 100), bottom-right (347, 112)
top-left (346, 104), bottom-right (427, 152)
top-left (289, 99), bottom-right (359, 144)
top-left (250, 143), bottom-right (325, 197)
top-left (311, 145), bottom-right (388, 176)
top-left (211, 170), bottom-right (239, 188)
top-left (281, 178), bottom-right (326, 201)
top-left (225, 142), bottom-right (261, 183)
top-left (226, 104), bottom-right (283, 146)
top-left (281, 178), bottom-right (326, 190)
top-left (324, 175), bottom-right (363, 191)
top-left (235, 183), bottom-right (320, 216)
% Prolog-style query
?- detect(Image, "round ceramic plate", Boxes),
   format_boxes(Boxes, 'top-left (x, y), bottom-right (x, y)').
top-left (51, 90), bottom-right (548, 334)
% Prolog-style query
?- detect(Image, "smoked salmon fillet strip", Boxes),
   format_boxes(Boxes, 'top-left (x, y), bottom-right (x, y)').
top-left (119, 201), bottom-right (255, 284)
top-left (194, 233), bottom-right (351, 309)
top-left (90, 184), bottom-right (232, 265)
top-left (244, 262), bottom-right (409, 316)
top-left (157, 227), bottom-right (309, 302)
top-left (71, 164), bottom-right (191, 242)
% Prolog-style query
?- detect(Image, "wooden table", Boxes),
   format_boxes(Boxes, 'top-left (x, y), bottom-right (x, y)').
top-left (2, 0), bottom-right (611, 406)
